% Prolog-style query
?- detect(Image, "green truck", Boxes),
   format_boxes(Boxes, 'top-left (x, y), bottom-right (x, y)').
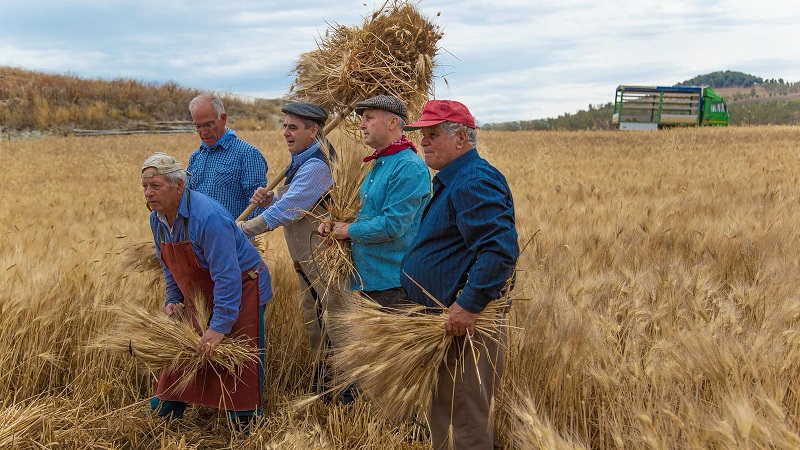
top-left (612, 85), bottom-right (729, 130)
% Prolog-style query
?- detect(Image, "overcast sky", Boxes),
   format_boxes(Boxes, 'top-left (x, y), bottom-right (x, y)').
top-left (2, 0), bottom-right (799, 124)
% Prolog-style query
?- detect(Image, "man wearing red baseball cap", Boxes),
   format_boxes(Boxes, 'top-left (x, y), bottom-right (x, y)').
top-left (402, 100), bottom-right (519, 450)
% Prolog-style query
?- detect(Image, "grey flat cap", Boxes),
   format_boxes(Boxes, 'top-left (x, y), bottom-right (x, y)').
top-left (355, 95), bottom-right (408, 122)
top-left (282, 102), bottom-right (328, 127)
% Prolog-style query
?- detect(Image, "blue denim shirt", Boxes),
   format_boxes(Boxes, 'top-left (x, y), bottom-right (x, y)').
top-left (151, 189), bottom-right (273, 334)
top-left (186, 128), bottom-right (267, 220)
top-left (401, 149), bottom-right (518, 313)
top-left (349, 149), bottom-right (431, 291)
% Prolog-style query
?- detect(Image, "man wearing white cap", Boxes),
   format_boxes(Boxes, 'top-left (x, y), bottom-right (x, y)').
top-left (141, 152), bottom-right (273, 429)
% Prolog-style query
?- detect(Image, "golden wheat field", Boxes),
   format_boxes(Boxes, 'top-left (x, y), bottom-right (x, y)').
top-left (2, 125), bottom-right (800, 449)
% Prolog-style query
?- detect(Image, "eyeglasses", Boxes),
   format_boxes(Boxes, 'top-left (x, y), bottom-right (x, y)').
top-left (193, 118), bottom-right (219, 131)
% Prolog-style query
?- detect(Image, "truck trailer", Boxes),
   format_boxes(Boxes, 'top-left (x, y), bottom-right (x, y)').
top-left (612, 85), bottom-right (729, 130)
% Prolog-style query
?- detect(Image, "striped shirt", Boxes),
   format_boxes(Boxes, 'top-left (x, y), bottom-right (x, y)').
top-left (186, 128), bottom-right (267, 220)
top-left (261, 141), bottom-right (333, 229)
top-left (401, 149), bottom-right (519, 313)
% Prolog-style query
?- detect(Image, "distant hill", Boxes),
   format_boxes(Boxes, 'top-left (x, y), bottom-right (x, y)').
top-left (483, 71), bottom-right (800, 130)
top-left (676, 70), bottom-right (763, 88)
top-left (0, 66), bottom-right (284, 136)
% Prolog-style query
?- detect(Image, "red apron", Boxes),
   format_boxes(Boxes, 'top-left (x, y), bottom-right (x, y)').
top-left (154, 209), bottom-right (262, 412)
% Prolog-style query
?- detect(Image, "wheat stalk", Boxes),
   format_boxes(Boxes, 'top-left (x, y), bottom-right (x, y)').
top-left (311, 137), bottom-right (371, 289)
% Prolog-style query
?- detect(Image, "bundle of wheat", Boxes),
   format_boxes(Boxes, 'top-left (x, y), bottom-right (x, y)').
top-left (289, 0), bottom-right (442, 133)
top-left (325, 291), bottom-right (509, 422)
top-left (311, 137), bottom-right (371, 288)
top-left (89, 294), bottom-right (259, 393)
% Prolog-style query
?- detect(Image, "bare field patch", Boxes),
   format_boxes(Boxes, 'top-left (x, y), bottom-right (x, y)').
top-left (2, 126), bottom-right (800, 448)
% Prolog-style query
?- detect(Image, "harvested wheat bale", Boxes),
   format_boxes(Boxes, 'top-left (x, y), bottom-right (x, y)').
top-left (326, 292), bottom-right (510, 422)
top-left (289, 0), bottom-right (442, 132)
top-left (89, 294), bottom-right (259, 394)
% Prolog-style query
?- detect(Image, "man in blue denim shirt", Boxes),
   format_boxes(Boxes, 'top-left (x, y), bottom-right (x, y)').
top-left (142, 152), bottom-right (272, 428)
top-left (401, 100), bottom-right (518, 450)
top-left (321, 95), bottom-right (430, 307)
top-left (186, 93), bottom-right (267, 220)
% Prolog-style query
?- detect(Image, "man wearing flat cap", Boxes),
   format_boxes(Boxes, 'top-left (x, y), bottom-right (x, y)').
top-left (321, 94), bottom-right (430, 308)
top-left (141, 152), bottom-right (273, 428)
top-left (401, 100), bottom-right (519, 450)
top-left (237, 102), bottom-right (336, 392)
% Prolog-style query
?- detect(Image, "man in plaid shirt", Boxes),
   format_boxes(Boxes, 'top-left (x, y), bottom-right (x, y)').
top-left (186, 93), bottom-right (267, 220)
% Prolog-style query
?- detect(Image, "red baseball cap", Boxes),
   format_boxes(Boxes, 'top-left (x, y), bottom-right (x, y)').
top-left (404, 100), bottom-right (476, 130)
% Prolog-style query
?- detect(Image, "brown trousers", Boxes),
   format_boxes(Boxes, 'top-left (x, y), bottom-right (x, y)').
top-left (429, 326), bottom-right (506, 450)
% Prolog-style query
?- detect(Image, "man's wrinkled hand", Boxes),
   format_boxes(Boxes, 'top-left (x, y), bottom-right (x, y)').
top-left (250, 187), bottom-right (274, 207)
top-left (165, 302), bottom-right (184, 317)
top-left (318, 220), bottom-right (332, 236)
top-left (446, 302), bottom-right (478, 337)
top-left (197, 329), bottom-right (225, 357)
top-left (330, 222), bottom-right (350, 240)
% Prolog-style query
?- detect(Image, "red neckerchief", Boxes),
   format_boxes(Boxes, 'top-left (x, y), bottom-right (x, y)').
top-left (363, 135), bottom-right (417, 162)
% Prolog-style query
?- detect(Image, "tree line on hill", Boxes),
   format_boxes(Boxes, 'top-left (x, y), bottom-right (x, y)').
top-left (676, 70), bottom-right (765, 88)
top-left (483, 71), bottom-right (800, 131)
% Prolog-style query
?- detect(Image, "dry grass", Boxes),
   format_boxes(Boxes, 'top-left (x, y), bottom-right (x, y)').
top-left (0, 66), bottom-right (284, 134)
top-left (3, 126), bottom-right (800, 447)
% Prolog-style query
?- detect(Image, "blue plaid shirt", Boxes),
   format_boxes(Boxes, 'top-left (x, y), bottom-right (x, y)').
top-left (401, 149), bottom-right (518, 313)
top-left (186, 128), bottom-right (267, 220)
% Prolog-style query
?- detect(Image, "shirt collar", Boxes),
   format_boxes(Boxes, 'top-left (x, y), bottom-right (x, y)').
top-left (290, 140), bottom-right (321, 166)
top-left (433, 148), bottom-right (479, 188)
top-left (156, 188), bottom-right (190, 230)
top-left (201, 128), bottom-right (237, 150)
